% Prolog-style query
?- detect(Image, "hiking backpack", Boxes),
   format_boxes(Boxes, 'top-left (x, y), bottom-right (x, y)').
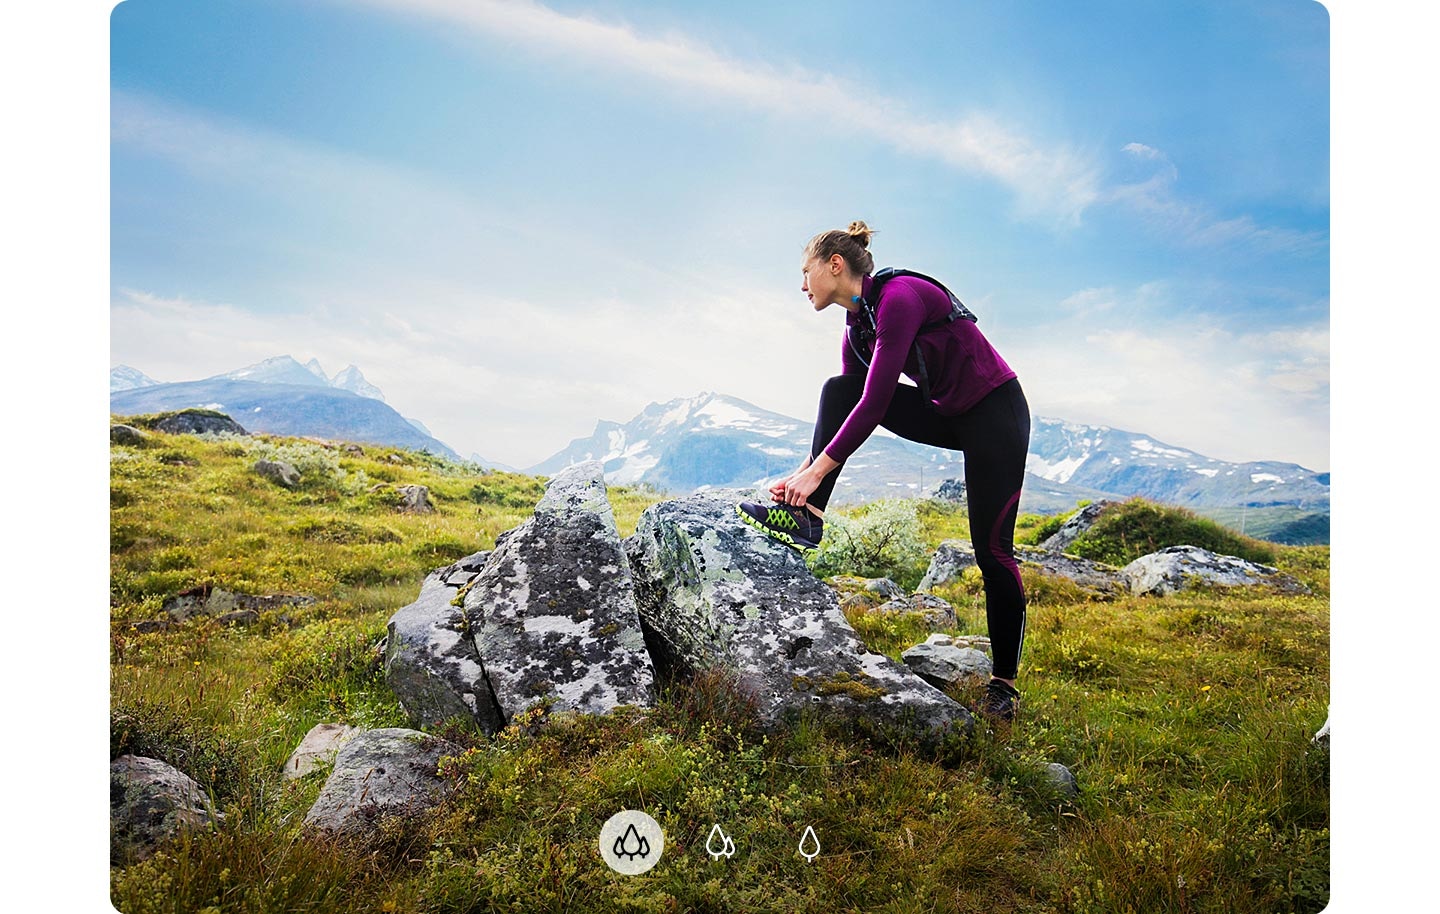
top-left (846, 267), bottom-right (977, 406)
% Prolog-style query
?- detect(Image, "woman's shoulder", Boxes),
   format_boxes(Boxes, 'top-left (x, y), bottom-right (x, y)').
top-left (876, 274), bottom-right (949, 317)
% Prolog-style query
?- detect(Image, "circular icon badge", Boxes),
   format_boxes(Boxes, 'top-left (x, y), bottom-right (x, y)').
top-left (599, 810), bottom-right (665, 875)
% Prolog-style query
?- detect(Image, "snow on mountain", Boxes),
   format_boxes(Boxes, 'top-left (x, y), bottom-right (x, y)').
top-left (531, 393), bottom-right (1329, 514)
top-left (211, 356), bottom-right (333, 388)
top-left (331, 364), bottom-right (387, 402)
top-left (110, 365), bottom-right (160, 393)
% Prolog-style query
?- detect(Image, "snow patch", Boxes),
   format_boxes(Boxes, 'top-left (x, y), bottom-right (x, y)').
top-left (1194, 468), bottom-right (1219, 478)
top-left (1251, 473), bottom-right (1285, 485)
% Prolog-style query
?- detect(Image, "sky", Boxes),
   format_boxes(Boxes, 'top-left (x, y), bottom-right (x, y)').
top-left (106, 0), bottom-right (1332, 471)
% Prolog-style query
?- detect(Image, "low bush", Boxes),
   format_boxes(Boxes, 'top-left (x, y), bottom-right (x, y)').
top-left (1068, 498), bottom-right (1277, 566)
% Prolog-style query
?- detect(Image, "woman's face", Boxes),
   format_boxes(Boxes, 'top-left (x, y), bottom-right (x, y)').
top-left (801, 254), bottom-right (843, 310)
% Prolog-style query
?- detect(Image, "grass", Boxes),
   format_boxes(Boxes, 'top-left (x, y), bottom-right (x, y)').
top-left (109, 420), bottom-right (1329, 913)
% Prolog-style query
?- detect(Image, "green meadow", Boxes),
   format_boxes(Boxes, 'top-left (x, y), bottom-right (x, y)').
top-left (109, 421), bottom-right (1328, 913)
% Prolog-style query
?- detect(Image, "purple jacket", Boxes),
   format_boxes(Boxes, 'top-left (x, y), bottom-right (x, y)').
top-left (824, 273), bottom-right (1017, 464)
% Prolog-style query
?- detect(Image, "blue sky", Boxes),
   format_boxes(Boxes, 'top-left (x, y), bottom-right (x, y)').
top-left (109, 0), bottom-right (1330, 470)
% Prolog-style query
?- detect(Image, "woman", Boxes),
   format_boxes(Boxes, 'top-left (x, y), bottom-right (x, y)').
top-left (737, 221), bottom-right (1031, 721)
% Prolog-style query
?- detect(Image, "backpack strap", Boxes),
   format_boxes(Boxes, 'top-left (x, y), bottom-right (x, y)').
top-left (853, 268), bottom-right (977, 407)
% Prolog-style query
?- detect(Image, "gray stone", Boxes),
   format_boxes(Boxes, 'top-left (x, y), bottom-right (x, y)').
top-left (397, 484), bottom-right (435, 514)
top-left (875, 593), bottom-right (958, 628)
top-left (254, 459), bottom-right (301, 488)
top-left (110, 424), bottom-right (148, 446)
top-left (153, 410), bottom-right (248, 436)
top-left (343, 443), bottom-right (365, 456)
top-left (386, 462), bottom-right (656, 732)
top-left (1123, 545), bottom-right (1311, 597)
top-left (283, 723), bottom-right (361, 780)
top-left (162, 585), bottom-right (316, 623)
top-left (901, 641), bottom-right (993, 688)
top-left (933, 478), bottom-right (966, 503)
top-left (302, 728), bottom-right (459, 833)
top-left (917, 540), bottom-right (978, 592)
top-left (110, 755), bottom-right (218, 864)
top-left (624, 492), bottom-right (972, 748)
top-left (829, 576), bottom-right (906, 602)
top-left (1042, 762), bottom-right (1079, 799)
top-left (1038, 501), bottom-right (1113, 553)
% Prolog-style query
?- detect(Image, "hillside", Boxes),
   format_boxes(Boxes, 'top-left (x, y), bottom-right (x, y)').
top-left (109, 422), bottom-right (1330, 913)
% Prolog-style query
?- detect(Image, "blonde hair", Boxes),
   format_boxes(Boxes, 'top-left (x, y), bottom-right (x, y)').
top-left (804, 220), bottom-right (876, 276)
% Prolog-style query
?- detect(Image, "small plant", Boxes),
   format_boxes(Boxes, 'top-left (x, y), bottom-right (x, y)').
top-left (1067, 498), bottom-right (1277, 566)
top-left (809, 499), bottom-right (929, 589)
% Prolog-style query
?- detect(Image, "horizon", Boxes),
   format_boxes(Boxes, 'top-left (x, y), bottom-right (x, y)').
top-left (111, 0), bottom-right (1329, 471)
top-left (111, 354), bottom-right (1330, 473)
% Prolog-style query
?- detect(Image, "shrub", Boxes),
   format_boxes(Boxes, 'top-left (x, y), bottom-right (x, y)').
top-left (1068, 498), bottom-right (1276, 566)
top-left (809, 499), bottom-right (929, 589)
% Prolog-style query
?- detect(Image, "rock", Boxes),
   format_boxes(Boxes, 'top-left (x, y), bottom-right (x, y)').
top-left (384, 570), bottom-right (501, 731)
top-left (396, 484), bottom-right (435, 513)
top-left (128, 619), bottom-right (175, 634)
top-left (386, 462), bottom-right (655, 732)
top-left (933, 478), bottom-right (966, 502)
top-left (1122, 546), bottom-right (1311, 597)
top-left (922, 633), bottom-right (992, 652)
top-left (1038, 501), bottom-right (1113, 553)
top-left (110, 424), bottom-right (148, 446)
top-left (1017, 546), bottom-right (1127, 597)
top-left (343, 444), bottom-right (365, 456)
top-left (110, 755), bottom-right (218, 864)
top-left (254, 459), bottom-right (301, 488)
top-left (875, 593), bottom-right (958, 628)
top-left (829, 576), bottom-right (906, 602)
top-left (162, 585), bottom-right (316, 623)
top-left (153, 410), bottom-right (248, 436)
top-left (302, 728), bottom-right (458, 833)
top-left (901, 641), bottom-right (992, 688)
top-left (624, 491), bottom-right (972, 748)
top-left (917, 540), bottom-right (978, 593)
top-left (283, 723), bottom-right (361, 780)
top-left (1042, 762), bottom-right (1079, 799)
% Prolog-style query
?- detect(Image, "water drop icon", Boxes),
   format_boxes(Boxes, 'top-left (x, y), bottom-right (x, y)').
top-left (798, 825), bottom-right (820, 862)
top-left (706, 824), bottom-right (736, 860)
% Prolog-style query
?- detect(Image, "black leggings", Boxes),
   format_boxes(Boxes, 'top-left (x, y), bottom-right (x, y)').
top-left (810, 376), bottom-right (1031, 681)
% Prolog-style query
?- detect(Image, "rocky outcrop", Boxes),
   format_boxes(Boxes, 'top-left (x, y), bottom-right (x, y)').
top-left (110, 755), bottom-right (218, 864)
top-left (1122, 545), bottom-right (1310, 597)
top-left (396, 484), bottom-right (435, 514)
top-left (624, 492), bottom-right (972, 746)
top-left (152, 410), bottom-right (248, 436)
top-left (919, 539), bottom-right (1125, 597)
top-left (255, 459), bottom-right (301, 488)
top-left (283, 723), bottom-right (361, 780)
top-left (1017, 546), bottom-right (1127, 596)
top-left (917, 540), bottom-right (977, 593)
top-left (161, 585), bottom-right (316, 623)
top-left (303, 728), bottom-right (458, 833)
top-left (111, 424), bottom-right (148, 446)
top-left (385, 463), bottom-right (655, 733)
top-left (1038, 501), bottom-right (1113, 552)
top-left (875, 593), bottom-right (958, 628)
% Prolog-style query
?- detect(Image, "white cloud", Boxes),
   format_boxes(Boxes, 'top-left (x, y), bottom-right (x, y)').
top-left (353, 0), bottom-right (1102, 224)
top-left (1111, 142), bottom-right (1328, 255)
top-left (996, 286), bottom-right (1329, 470)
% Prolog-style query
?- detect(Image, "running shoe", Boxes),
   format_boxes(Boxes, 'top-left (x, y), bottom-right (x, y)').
top-left (736, 501), bottom-right (824, 553)
top-left (976, 679), bottom-right (1021, 723)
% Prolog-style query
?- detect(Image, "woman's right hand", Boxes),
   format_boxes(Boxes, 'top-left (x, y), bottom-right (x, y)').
top-left (771, 458), bottom-right (812, 502)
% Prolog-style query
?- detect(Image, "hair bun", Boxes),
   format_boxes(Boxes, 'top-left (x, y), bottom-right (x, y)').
top-left (846, 220), bottom-right (874, 248)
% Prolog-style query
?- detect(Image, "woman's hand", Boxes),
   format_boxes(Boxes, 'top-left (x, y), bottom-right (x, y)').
top-left (770, 457), bottom-right (814, 502)
top-left (781, 467), bottom-right (822, 508)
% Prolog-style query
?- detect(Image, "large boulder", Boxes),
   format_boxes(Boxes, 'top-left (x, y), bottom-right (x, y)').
top-left (901, 635), bottom-right (993, 688)
top-left (917, 540), bottom-right (977, 593)
top-left (110, 755), bottom-right (218, 865)
top-left (624, 492), bottom-right (972, 748)
top-left (152, 409), bottom-right (248, 436)
top-left (110, 424), bottom-right (148, 446)
top-left (254, 459), bottom-right (301, 488)
top-left (385, 463), bottom-right (656, 733)
top-left (1123, 545), bottom-right (1311, 597)
top-left (162, 585), bottom-right (316, 623)
top-left (1038, 501), bottom-right (1113, 553)
top-left (303, 728), bottom-right (459, 833)
top-left (874, 593), bottom-right (958, 628)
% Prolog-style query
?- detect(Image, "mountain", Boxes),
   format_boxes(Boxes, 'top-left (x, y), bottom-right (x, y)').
top-left (110, 379), bottom-right (461, 459)
top-left (110, 365), bottom-right (160, 393)
top-left (527, 392), bottom-right (1330, 528)
top-left (207, 355), bottom-right (387, 403)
